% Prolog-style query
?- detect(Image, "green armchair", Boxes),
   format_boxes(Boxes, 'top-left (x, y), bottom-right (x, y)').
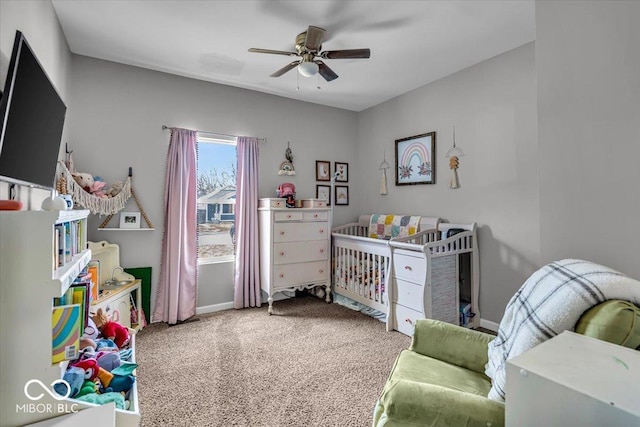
top-left (373, 299), bottom-right (640, 427)
top-left (373, 319), bottom-right (503, 427)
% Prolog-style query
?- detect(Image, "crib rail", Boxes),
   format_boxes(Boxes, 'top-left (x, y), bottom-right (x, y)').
top-left (391, 225), bottom-right (476, 258)
top-left (332, 223), bottom-right (389, 313)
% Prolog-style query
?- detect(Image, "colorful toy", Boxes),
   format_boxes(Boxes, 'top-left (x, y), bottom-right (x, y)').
top-left (75, 391), bottom-right (126, 410)
top-left (92, 308), bottom-right (130, 348)
top-left (106, 180), bottom-right (124, 197)
top-left (54, 366), bottom-right (85, 398)
top-left (70, 172), bottom-right (94, 192)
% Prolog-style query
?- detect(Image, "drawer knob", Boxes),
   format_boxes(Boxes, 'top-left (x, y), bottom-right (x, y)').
top-left (319, 249), bottom-right (324, 253)
top-left (319, 229), bottom-right (324, 233)
top-left (287, 214), bottom-right (292, 218)
top-left (280, 231), bottom-right (285, 235)
top-left (404, 265), bottom-right (412, 271)
top-left (319, 269), bottom-right (324, 273)
top-left (279, 273), bottom-right (284, 278)
top-left (314, 214), bottom-right (318, 218)
top-left (279, 251), bottom-right (285, 256)
top-left (405, 318), bottom-right (414, 325)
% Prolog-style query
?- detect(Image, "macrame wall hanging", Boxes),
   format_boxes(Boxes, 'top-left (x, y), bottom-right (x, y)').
top-left (57, 162), bottom-right (153, 229)
top-left (379, 149), bottom-right (390, 195)
top-left (445, 126), bottom-right (465, 189)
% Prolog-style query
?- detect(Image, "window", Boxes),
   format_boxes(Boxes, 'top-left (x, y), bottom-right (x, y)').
top-left (197, 135), bottom-right (237, 264)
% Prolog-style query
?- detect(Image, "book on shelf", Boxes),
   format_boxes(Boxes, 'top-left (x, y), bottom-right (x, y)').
top-left (71, 282), bottom-right (90, 330)
top-left (88, 261), bottom-right (100, 300)
top-left (51, 304), bottom-right (81, 364)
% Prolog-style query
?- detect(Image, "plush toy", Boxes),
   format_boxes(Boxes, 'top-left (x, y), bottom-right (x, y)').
top-left (75, 380), bottom-right (98, 398)
top-left (106, 180), bottom-right (124, 197)
top-left (79, 337), bottom-right (96, 353)
top-left (71, 358), bottom-right (100, 381)
top-left (92, 308), bottom-right (130, 348)
top-left (84, 317), bottom-right (99, 340)
top-left (54, 366), bottom-right (85, 398)
top-left (70, 172), bottom-right (94, 192)
top-left (95, 338), bottom-right (119, 351)
top-left (75, 391), bottom-right (126, 410)
top-left (89, 180), bottom-right (108, 198)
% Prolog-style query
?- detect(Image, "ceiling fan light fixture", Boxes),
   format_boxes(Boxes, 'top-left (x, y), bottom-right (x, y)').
top-left (298, 61), bottom-right (319, 77)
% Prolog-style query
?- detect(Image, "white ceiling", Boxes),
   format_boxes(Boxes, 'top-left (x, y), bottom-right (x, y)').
top-left (51, 0), bottom-right (536, 112)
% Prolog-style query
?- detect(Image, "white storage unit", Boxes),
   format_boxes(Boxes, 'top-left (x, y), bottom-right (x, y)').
top-left (387, 223), bottom-right (480, 336)
top-left (506, 331), bottom-right (640, 426)
top-left (91, 280), bottom-right (142, 331)
top-left (258, 198), bottom-right (331, 314)
top-left (0, 210), bottom-right (140, 426)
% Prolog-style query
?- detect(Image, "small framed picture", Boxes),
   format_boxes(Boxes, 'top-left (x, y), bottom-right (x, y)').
top-left (334, 162), bottom-right (348, 182)
top-left (335, 185), bottom-right (349, 206)
top-left (119, 212), bottom-right (141, 229)
top-left (316, 185), bottom-right (331, 206)
top-left (316, 160), bottom-right (331, 181)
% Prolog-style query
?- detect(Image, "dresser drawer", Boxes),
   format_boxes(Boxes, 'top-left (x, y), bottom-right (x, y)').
top-left (259, 198), bottom-right (286, 208)
top-left (302, 211), bottom-right (328, 221)
top-left (393, 252), bottom-right (426, 283)
top-left (273, 261), bottom-right (328, 288)
top-left (393, 303), bottom-right (423, 337)
top-left (273, 240), bottom-right (328, 265)
top-left (274, 210), bottom-right (303, 221)
top-left (393, 278), bottom-right (424, 312)
top-left (273, 222), bottom-right (329, 242)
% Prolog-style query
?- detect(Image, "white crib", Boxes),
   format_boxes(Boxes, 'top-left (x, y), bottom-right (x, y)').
top-left (331, 215), bottom-right (441, 314)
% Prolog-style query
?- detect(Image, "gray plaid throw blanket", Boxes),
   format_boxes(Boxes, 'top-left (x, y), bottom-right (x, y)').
top-left (486, 259), bottom-right (640, 401)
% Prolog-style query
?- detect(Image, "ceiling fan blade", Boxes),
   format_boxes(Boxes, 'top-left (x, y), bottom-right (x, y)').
top-left (248, 48), bottom-right (298, 56)
top-left (304, 26), bottom-right (326, 51)
top-left (316, 61), bottom-right (338, 82)
top-left (321, 49), bottom-right (371, 59)
top-left (270, 61), bottom-right (301, 77)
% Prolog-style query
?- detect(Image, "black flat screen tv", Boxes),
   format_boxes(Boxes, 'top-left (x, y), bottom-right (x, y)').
top-left (0, 30), bottom-right (67, 191)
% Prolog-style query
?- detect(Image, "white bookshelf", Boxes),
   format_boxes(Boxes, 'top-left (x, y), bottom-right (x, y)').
top-left (0, 210), bottom-right (140, 426)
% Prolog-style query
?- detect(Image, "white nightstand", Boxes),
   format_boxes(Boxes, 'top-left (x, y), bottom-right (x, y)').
top-left (506, 331), bottom-right (640, 426)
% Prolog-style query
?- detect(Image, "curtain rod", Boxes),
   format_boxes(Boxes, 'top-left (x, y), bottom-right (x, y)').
top-left (161, 125), bottom-right (266, 142)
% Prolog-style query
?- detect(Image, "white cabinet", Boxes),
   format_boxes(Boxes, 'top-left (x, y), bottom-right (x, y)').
top-left (0, 210), bottom-right (140, 426)
top-left (506, 331), bottom-right (640, 426)
top-left (258, 198), bottom-right (331, 314)
top-left (91, 280), bottom-right (142, 331)
top-left (387, 224), bottom-right (480, 336)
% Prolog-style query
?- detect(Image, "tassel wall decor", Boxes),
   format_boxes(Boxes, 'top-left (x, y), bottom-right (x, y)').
top-left (445, 126), bottom-right (464, 189)
top-left (449, 156), bottom-right (459, 189)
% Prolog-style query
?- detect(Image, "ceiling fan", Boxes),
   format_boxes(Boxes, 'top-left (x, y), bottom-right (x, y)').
top-left (248, 25), bottom-right (370, 82)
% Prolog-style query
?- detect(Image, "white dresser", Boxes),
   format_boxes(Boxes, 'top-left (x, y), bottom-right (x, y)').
top-left (258, 198), bottom-right (331, 314)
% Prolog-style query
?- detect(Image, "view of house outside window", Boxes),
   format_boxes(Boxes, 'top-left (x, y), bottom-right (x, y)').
top-left (197, 137), bottom-right (237, 264)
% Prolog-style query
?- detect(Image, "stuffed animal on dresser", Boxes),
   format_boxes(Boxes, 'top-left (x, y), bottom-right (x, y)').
top-left (91, 308), bottom-right (130, 348)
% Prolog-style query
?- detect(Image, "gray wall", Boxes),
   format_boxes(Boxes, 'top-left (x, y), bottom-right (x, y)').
top-left (536, 1), bottom-right (640, 279)
top-left (67, 56), bottom-right (359, 316)
top-left (357, 43), bottom-right (540, 323)
top-left (3, 1), bottom-right (638, 325)
top-left (0, 0), bottom-right (72, 207)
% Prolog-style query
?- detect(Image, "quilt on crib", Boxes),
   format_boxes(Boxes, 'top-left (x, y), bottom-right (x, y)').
top-left (368, 214), bottom-right (421, 240)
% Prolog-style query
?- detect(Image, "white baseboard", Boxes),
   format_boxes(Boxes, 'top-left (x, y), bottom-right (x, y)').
top-left (196, 302), bottom-right (234, 315)
top-left (480, 318), bottom-right (500, 332)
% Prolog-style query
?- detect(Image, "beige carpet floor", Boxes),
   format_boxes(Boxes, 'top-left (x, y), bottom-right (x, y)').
top-left (136, 296), bottom-right (411, 427)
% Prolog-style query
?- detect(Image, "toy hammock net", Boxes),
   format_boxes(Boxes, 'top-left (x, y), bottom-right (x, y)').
top-left (57, 161), bottom-right (132, 216)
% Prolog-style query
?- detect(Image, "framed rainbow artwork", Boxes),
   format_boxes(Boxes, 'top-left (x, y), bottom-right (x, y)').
top-left (395, 132), bottom-right (436, 185)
